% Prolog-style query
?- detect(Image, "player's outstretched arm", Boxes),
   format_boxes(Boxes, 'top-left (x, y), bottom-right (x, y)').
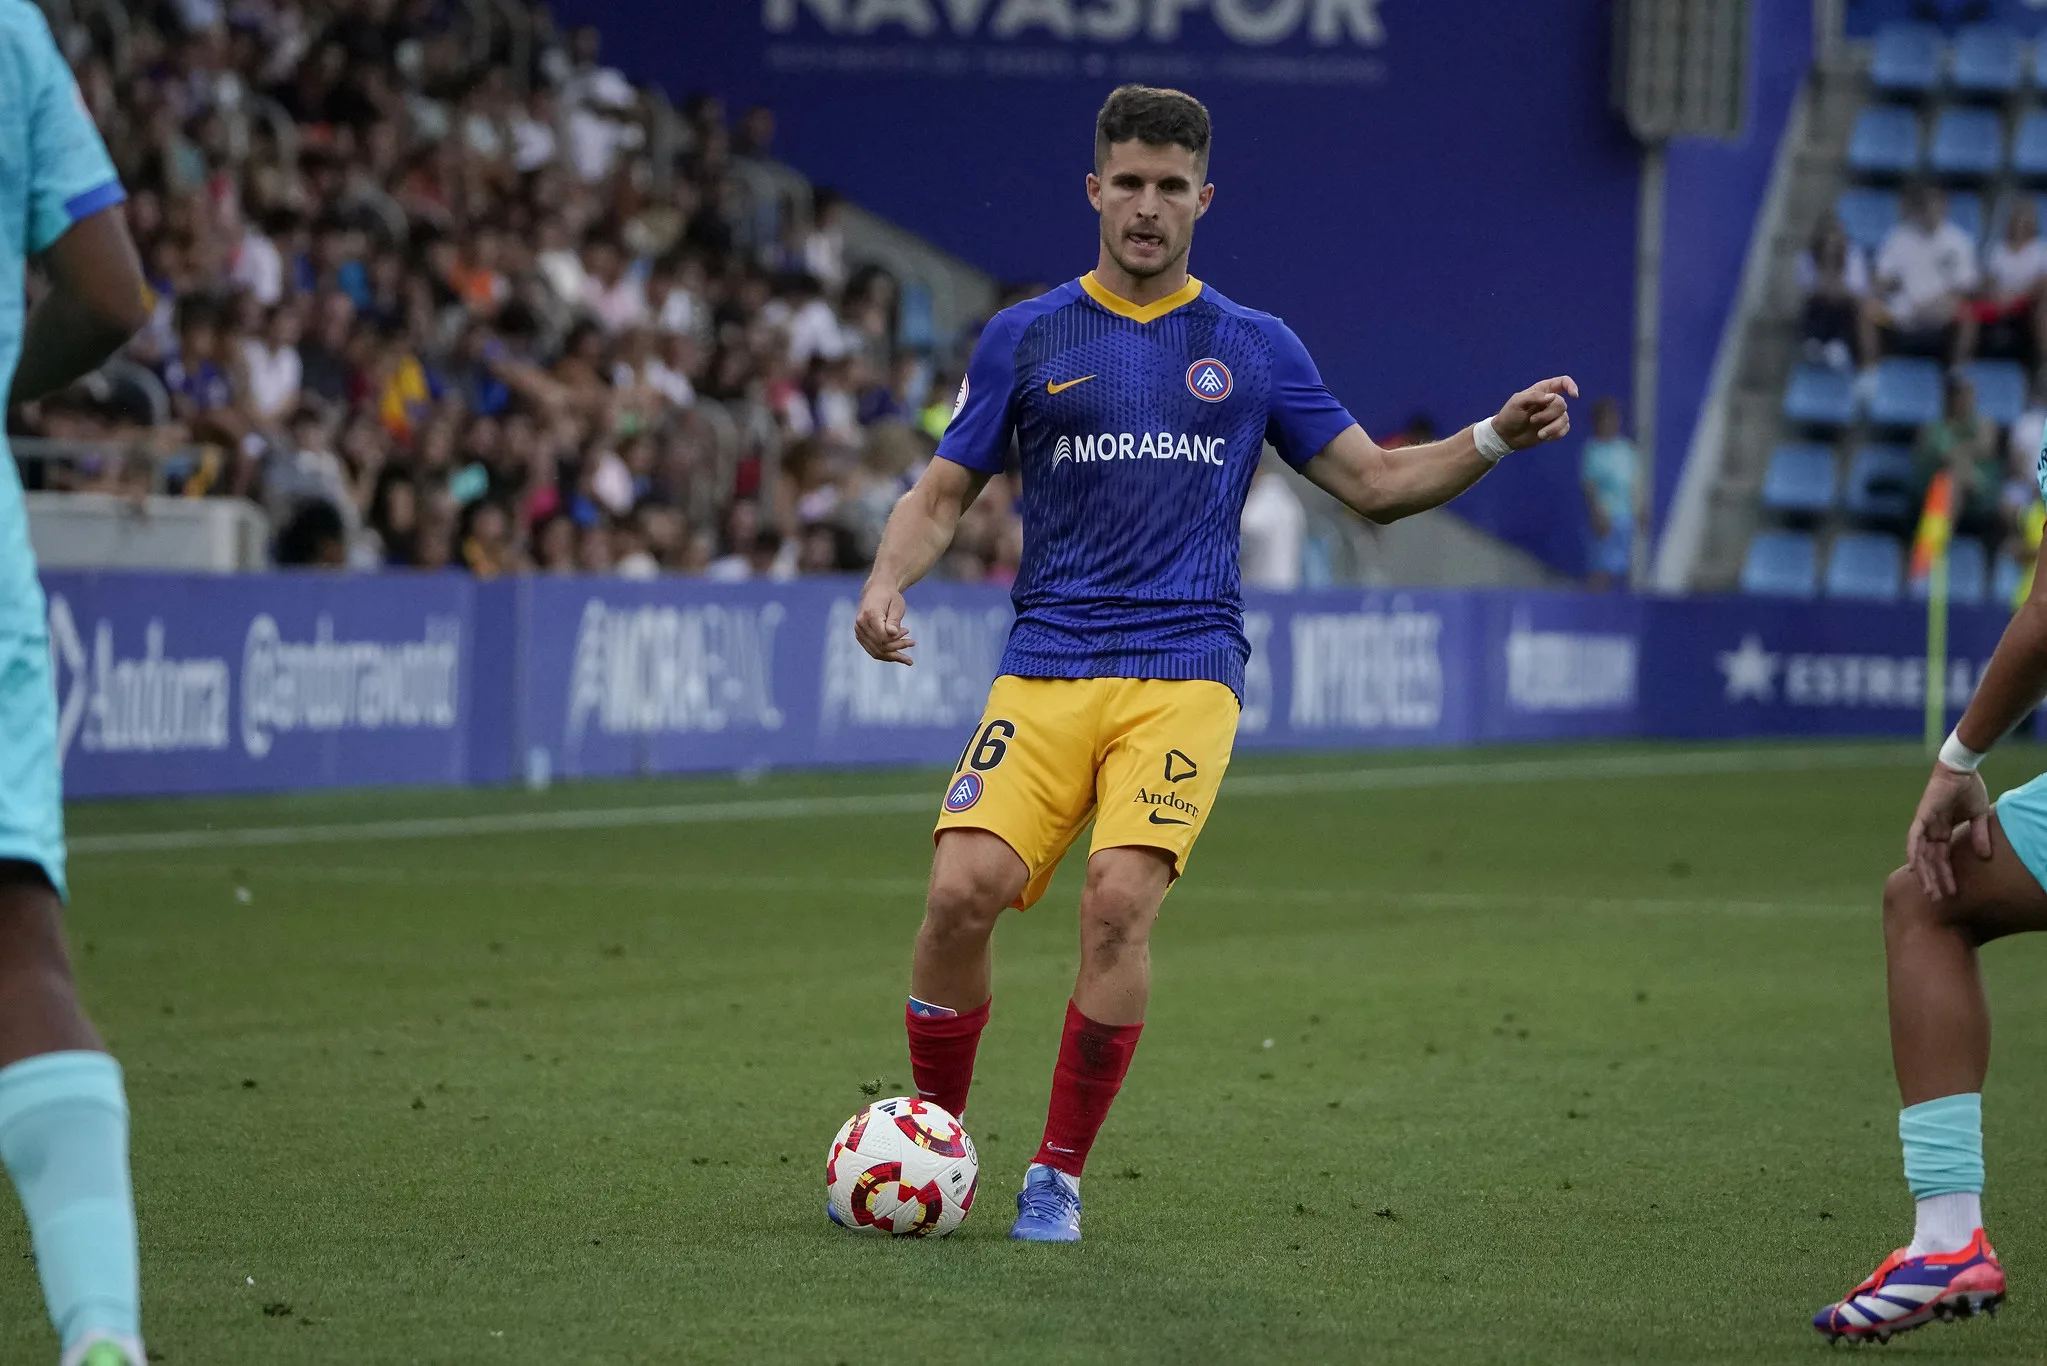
top-left (1300, 378), bottom-right (1579, 525)
top-left (1907, 558), bottom-right (2047, 897)
top-left (11, 207), bottom-right (150, 407)
top-left (854, 456), bottom-right (993, 665)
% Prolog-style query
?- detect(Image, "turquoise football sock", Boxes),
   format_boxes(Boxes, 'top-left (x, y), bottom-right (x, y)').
top-left (0, 1052), bottom-right (139, 1349)
top-left (1900, 1092), bottom-right (1984, 1199)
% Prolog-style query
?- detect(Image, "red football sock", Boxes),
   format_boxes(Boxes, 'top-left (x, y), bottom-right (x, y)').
top-left (1032, 1000), bottom-right (1144, 1178)
top-left (904, 997), bottom-right (990, 1120)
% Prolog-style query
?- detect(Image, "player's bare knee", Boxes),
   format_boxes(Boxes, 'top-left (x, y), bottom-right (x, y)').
top-left (1079, 881), bottom-right (1158, 958)
top-left (1881, 865), bottom-right (1989, 941)
top-left (1881, 867), bottom-right (1934, 936)
top-left (923, 869), bottom-right (1009, 946)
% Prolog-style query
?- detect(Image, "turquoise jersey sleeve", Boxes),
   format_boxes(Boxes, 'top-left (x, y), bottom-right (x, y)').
top-left (935, 311), bottom-right (1021, 475)
top-left (2035, 418), bottom-right (2047, 503)
top-left (1258, 314), bottom-right (1358, 468)
top-left (23, 9), bottom-right (122, 256)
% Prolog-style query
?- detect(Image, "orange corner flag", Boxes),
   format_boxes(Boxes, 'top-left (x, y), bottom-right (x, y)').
top-left (1910, 470), bottom-right (1956, 582)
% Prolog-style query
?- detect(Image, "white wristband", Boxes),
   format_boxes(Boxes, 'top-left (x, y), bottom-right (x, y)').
top-left (1473, 417), bottom-right (1513, 465)
top-left (1939, 729), bottom-right (1986, 774)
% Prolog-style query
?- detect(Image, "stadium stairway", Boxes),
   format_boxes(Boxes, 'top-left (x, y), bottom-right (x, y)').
top-left (1688, 47), bottom-right (1878, 593)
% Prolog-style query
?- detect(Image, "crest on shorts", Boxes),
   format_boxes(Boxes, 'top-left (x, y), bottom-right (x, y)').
top-left (944, 771), bottom-right (983, 813)
top-left (1163, 750), bottom-right (1199, 783)
top-left (1186, 359), bottom-right (1232, 403)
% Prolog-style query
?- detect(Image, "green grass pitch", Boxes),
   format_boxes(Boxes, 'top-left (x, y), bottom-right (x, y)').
top-left (18, 741), bottom-right (2047, 1363)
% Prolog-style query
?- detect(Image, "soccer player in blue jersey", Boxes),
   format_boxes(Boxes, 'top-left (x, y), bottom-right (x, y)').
top-left (853, 85), bottom-right (1576, 1243)
top-left (0, 5), bottom-right (153, 1362)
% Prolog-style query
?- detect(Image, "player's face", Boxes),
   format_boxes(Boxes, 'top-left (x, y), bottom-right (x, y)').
top-left (1088, 141), bottom-right (1212, 281)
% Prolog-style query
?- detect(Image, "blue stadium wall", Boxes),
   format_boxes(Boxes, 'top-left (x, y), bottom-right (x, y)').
top-left (556, 0), bottom-right (1810, 577)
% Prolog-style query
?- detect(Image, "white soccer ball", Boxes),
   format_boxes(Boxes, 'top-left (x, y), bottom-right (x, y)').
top-left (826, 1096), bottom-right (979, 1237)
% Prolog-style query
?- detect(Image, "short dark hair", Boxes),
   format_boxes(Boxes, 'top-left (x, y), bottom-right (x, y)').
top-left (1094, 85), bottom-right (1211, 175)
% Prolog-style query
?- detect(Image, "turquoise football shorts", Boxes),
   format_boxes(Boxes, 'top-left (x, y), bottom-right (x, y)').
top-left (0, 629), bottom-right (66, 900)
top-left (1996, 771), bottom-right (2047, 896)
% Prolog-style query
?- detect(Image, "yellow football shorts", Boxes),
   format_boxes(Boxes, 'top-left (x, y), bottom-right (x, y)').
top-left (933, 675), bottom-right (1241, 910)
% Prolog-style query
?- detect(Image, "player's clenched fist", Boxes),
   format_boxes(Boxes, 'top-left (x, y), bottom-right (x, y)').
top-left (1494, 376), bottom-right (1579, 450)
top-left (854, 582), bottom-right (917, 665)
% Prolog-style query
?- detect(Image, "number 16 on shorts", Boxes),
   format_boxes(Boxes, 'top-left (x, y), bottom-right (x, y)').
top-left (945, 719), bottom-right (1013, 813)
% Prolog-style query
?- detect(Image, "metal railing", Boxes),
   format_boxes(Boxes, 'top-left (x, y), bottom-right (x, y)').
top-left (14, 435), bottom-right (215, 496)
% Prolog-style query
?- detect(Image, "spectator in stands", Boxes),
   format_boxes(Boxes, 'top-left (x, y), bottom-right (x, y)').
top-left (1866, 185), bottom-right (1981, 366)
top-left (274, 499), bottom-right (347, 567)
top-left (613, 513), bottom-right (661, 580)
top-left (1797, 213), bottom-right (1870, 370)
top-left (1915, 374), bottom-right (2002, 534)
top-left (2014, 361), bottom-right (2047, 480)
top-left (19, 1), bottom-right (1020, 583)
top-left (1579, 397), bottom-right (1638, 593)
top-left (805, 189), bottom-right (847, 292)
top-left (1240, 459), bottom-right (1307, 591)
top-left (1976, 197), bottom-right (2047, 368)
top-left (919, 372), bottom-right (959, 442)
top-left (533, 514), bottom-right (576, 574)
top-left (241, 306), bottom-right (303, 424)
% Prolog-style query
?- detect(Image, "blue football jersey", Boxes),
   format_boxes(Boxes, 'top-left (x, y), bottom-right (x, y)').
top-left (0, 1), bottom-right (125, 634)
top-left (938, 273), bottom-right (1357, 696)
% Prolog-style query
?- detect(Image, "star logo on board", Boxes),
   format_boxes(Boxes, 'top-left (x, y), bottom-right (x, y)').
top-left (1717, 634), bottom-right (1781, 702)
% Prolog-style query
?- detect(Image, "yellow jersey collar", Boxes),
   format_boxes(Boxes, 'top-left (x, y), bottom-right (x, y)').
top-left (1079, 271), bottom-right (1203, 323)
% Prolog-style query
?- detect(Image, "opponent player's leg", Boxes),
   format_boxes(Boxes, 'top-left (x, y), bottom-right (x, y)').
top-left (1814, 808), bottom-right (2047, 1343)
top-left (0, 633), bottom-right (142, 1366)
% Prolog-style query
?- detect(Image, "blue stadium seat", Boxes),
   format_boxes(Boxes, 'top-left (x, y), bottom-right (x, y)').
top-left (1963, 358), bottom-right (2028, 425)
top-left (1760, 443), bottom-right (1839, 519)
top-left (1952, 26), bottom-right (2024, 96)
top-left (897, 282), bottom-right (935, 352)
top-left (1868, 357), bottom-right (1946, 428)
top-left (2031, 36), bottom-right (2047, 88)
top-left (1845, 444), bottom-right (1921, 523)
top-left (1826, 532), bottom-right (1906, 600)
top-left (1994, 551), bottom-right (2025, 605)
top-left (1947, 190), bottom-right (1987, 240)
top-left (1872, 24), bottom-right (1945, 94)
top-left (1783, 364), bottom-right (1857, 429)
top-left (2014, 111), bottom-right (2047, 177)
top-left (1742, 531), bottom-right (1819, 598)
top-left (1929, 107), bottom-right (2004, 178)
top-left (1850, 106), bottom-right (1923, 176)
top-left (1837, 187), bottom-right (1900, 253)
top-left (1912, 537), bottom-right (1991, 604)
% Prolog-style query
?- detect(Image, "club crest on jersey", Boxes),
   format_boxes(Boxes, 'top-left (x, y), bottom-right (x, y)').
top-left (944, 771), bottom-right (983, 813)
top-left (1186, 359), bottom-right (1233, 403)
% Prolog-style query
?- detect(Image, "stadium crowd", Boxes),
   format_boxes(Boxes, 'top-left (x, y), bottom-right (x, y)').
top-left (1801, 187), bottom-right (2047, 545)
top-left (16, 0), bottom-right (1040, 583)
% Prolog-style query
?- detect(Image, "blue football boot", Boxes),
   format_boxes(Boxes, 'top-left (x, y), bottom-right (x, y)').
top-left (1008, 1164), bottom-right (1081, 1242)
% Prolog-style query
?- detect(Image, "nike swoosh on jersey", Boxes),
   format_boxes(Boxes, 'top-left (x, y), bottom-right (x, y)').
top-left (1046, 375), bottom-right (1097, 394)
top-left (1148, 811), bottom-right (1191, 826)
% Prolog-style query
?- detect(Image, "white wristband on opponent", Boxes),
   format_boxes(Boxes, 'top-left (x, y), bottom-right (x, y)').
top-left (1473, 418), bottom-right (1513, 464)
top-left (1939, 729), bottom-right (1986, 774)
